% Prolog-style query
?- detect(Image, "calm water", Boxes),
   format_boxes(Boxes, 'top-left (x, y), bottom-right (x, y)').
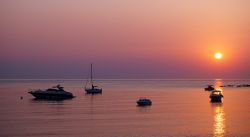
top-left (0, 79), bottom-right (249, 137)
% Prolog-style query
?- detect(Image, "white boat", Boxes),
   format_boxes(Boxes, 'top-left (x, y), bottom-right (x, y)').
top-left (137, 98), bottom-right (152, 106)
top-left (85, 64), bottom-right (102, 94)
top-left (210, 90), bottom-right (224, 102)
top-left (28, 84), bottom-right (74, 100)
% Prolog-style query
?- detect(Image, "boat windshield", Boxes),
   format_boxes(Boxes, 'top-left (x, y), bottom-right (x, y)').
top-left (212, 91), bottom-right (221, 95)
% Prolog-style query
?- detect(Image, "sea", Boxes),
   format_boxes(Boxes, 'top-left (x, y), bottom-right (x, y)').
top-left (0, 79), bottom-right (249, 137)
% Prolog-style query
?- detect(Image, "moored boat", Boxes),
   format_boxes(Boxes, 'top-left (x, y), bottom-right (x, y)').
top-left (205, 85), bottom-right (215, 91)
top-left (28, 84), bottom-right (74, 100)
top-left (85, 64), bottom-right (102, 94)
top-left (137, 98), bottom-right (152, 106)
top-left (210, 90), bottom-right (223, 102)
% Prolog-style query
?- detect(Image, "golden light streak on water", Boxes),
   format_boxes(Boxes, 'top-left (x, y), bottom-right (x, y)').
top-left (212, 103), bottom-right (225, 137)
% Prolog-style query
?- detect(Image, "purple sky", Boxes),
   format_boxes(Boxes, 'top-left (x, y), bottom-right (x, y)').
top-left (0, 0), bottom-right (249, 79)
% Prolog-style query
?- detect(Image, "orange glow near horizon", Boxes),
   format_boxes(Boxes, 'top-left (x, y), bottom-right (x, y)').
top-left (0, 0), bottom-right (249, 79)
top-left (214, 79), bottom-right (223, 91)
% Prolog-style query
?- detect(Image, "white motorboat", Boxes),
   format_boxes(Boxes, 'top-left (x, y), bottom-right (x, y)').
top-left (28, 84), bottom-right (74, 99)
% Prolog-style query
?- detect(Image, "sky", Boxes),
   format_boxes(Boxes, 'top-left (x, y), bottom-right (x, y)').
top-left (0, 0), bottom-right (249, 79)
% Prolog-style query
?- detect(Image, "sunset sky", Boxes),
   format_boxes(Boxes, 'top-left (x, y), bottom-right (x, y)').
top-left (0, 0), bottom-right (249, 79)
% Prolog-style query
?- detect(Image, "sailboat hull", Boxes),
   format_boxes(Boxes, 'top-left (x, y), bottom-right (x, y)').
top-left (85, 88), bottom-right (102, 94)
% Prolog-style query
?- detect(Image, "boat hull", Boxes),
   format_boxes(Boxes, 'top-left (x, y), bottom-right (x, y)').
top-left (137, 100), bottom-right (152, 106)
top-left (210, 95), bottom-right (222, 102)
top-left (85, 88), bottom-right (102, 94)
top-left (204, 86), bottom-right (215, 91)
top-left (29, 92), bottom-right (74, 100)
top-left (137, 102), bottom-right (152, 106)
top-left (204, 87), bottom-right (214, 91)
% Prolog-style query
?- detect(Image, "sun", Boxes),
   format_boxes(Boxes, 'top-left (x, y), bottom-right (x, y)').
top-left (214, 52), bottom-right (223, 59)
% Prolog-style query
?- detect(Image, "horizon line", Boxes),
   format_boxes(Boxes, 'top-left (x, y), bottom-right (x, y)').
top-left (0, 78), bottom-right (250, 81)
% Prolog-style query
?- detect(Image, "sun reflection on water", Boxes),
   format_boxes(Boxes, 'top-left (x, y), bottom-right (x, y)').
top-left (212, 103), bottom-right (225, 137)
top-left (214, 79), bottom-right (223, 91)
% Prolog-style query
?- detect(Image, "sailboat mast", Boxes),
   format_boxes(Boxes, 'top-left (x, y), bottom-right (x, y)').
top-left (90, 63), bottom-right (93, 85)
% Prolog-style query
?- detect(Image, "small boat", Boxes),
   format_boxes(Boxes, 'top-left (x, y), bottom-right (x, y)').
top-left (28, 84), bottom-right (74, 100)
top-left (204, 85), bottom-right (215, 91)
top-left (137, 98), bottom-right (152, 106)
top-left (210, 90), bottom-right (223, 102)
top-left (85, 64), bottom-right (102, 94)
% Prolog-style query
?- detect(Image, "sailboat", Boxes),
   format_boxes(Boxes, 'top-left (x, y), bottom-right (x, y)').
top-left (85, 64), bottom-right (102, 94)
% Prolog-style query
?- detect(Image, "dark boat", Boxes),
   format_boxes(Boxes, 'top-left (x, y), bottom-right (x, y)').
top-left (28, 84), bottom-right (74, 100)
top-left (137, 98), bottom-right (152, 106)
top-left (204, 85), bottom-right (215, 91)
top-left (85, 64), bottom-right (102, 94)
top-left (210, 90), bottom-right (223, 102)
